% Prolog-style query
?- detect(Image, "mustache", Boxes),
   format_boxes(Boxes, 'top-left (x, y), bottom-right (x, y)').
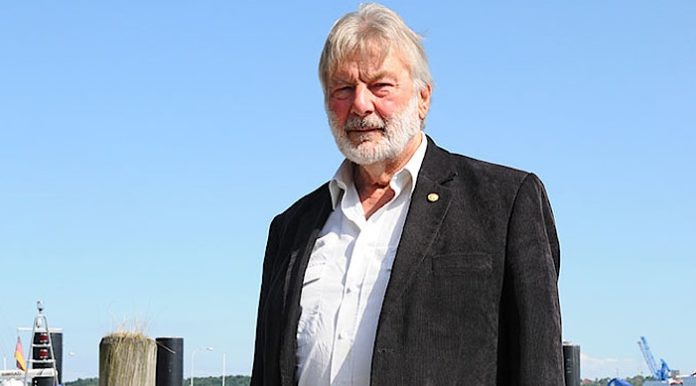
top-left (345, 114), bottom-right (386, 130)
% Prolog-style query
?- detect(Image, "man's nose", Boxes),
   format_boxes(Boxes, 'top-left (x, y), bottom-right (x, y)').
top-left (350, 84), bottom-right (374, 117)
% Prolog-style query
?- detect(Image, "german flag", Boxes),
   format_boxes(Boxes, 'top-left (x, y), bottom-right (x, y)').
top-left (15, 336), bottom-right (27, 371)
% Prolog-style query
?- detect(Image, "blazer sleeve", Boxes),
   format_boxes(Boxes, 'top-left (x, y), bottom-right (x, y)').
top-left (499, 173), bottom-right (564, 385)
top-left (251, 215), bottom-right (282, 386)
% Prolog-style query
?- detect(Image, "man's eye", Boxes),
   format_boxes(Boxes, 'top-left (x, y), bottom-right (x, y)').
top-left (371, 83), bottom-right (393, 95)
top-left (332, 87), bottom-right (353, 99)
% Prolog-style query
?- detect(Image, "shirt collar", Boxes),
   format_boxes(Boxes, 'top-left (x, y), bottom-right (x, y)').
top-left (328, 132), bottom-right (428, 209)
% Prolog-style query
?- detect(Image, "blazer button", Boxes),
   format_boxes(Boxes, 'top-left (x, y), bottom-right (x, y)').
top-left (427, 193), bottom-right (439, 202)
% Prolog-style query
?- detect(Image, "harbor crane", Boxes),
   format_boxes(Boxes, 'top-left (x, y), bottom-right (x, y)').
top-left (638, 336), bottom-right (671, 381)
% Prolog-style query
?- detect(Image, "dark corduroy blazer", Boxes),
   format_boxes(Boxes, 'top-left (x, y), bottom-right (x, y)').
top-left (251, 136), bottom-right (564, 385)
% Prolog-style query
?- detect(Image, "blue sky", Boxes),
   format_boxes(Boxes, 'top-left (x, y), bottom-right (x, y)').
top-left (1, 0), bottom-right (694, 381)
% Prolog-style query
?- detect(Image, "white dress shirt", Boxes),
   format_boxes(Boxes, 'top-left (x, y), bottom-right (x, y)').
top-left (296, 133), bottom-right (428, 386)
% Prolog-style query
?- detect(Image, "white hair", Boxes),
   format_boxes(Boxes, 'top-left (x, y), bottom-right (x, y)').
top-left (318, 3), bottom-right (432, 96)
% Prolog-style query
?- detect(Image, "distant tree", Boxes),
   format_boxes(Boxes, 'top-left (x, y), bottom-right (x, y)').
top-left (627, 375), bottom-right (647, 386)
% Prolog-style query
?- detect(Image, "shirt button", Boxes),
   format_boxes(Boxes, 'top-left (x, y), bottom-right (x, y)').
top-left (338, 332), bottom-right (347, 340)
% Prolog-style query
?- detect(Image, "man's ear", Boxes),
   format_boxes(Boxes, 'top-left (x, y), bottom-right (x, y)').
top-left (418, 83), bottom-right (432, 120)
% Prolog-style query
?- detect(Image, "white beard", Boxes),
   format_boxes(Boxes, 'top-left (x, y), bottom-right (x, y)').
top-left (328, 96), bottom-right (422, 165)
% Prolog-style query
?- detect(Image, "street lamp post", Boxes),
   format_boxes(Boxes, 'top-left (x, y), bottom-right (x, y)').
top-left (190, 346), bottom-right (214, 386)
top-left (222, 353), bottom-right (226, 386)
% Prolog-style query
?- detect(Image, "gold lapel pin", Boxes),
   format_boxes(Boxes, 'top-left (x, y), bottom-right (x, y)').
top-left (427, 193), bottom-right (439, 202)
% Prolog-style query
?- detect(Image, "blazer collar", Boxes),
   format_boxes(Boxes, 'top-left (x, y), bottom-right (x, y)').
top-left (420, 134), bottom-right (458, 185)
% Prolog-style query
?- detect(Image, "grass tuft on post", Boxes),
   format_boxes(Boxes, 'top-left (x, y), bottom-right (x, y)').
top-left (99, 331), bottom-right (156, 386)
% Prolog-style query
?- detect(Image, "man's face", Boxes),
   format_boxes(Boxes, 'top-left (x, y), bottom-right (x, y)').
top-left (326, 48), bottom-right (430, 165)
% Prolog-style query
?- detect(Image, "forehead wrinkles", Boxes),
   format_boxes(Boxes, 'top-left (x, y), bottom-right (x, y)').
top-left (331, 48), bottom-right (412, 87)
top-left (330, 39), bottom-right (396, 81)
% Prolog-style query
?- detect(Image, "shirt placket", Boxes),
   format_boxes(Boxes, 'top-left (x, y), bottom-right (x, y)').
top-left (330, 198), bottom-right (367, 384)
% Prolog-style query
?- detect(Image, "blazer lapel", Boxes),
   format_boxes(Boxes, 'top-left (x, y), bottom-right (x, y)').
top-left (381, 137), bottom-right (457, 308)
top-left (279, 188), bottom-right (332, 386)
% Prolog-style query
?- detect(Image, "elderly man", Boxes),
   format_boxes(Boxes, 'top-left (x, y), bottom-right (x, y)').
top-left (251, 3), bottom-right (563, 385)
